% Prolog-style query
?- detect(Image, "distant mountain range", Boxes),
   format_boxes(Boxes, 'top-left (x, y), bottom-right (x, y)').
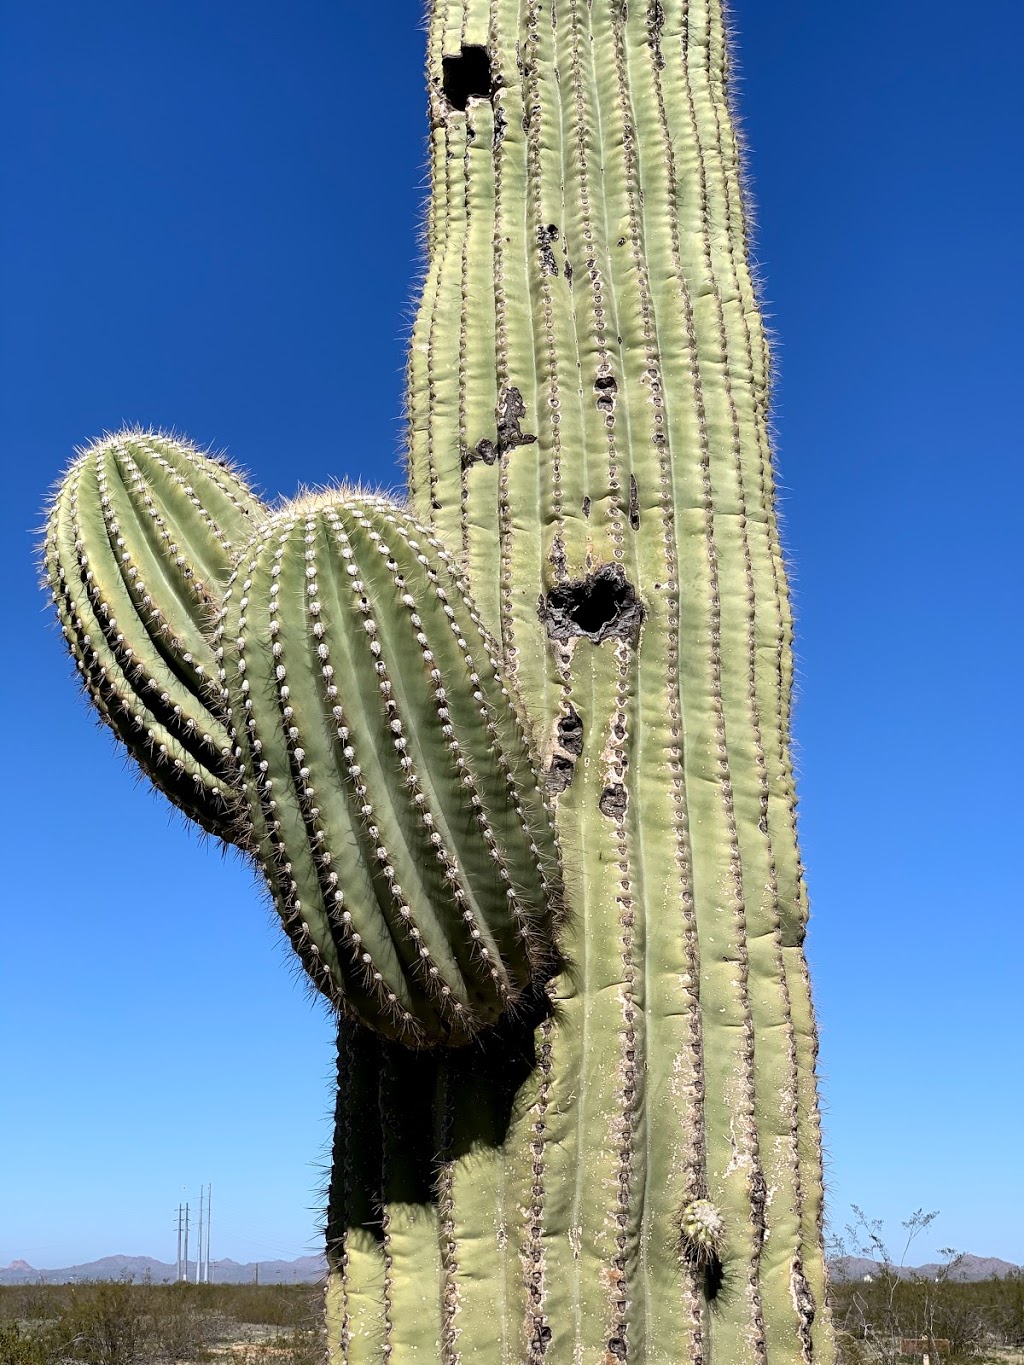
top-left (829, 1254), bottom-right (1020, 1283)
top-left (2, 1252), bottom-right (1018, 1288)
top-left (0, 1254), bottom-right (327, 1286)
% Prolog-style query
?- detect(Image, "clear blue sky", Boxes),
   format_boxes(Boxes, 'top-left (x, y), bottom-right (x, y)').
top-left (1, 0), bottom-right (1021, 1270)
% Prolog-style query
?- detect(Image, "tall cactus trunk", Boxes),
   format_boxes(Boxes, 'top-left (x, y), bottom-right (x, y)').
top-left (324, 2), bottom-right (834, 1362)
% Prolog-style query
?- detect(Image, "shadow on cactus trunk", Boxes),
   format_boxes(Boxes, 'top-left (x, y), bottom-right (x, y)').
top-left (327, 982), bottom-right (555, 1243)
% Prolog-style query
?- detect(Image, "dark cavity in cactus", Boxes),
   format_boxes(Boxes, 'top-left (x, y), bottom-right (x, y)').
top-left (217, 492), bottom-right (564, 1047)
top-left (43, 430), bottom-right (266, 842)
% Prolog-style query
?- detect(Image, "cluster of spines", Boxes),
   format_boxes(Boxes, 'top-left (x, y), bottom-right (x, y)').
top-left (217, 491), bottom-right (562, 1046)
top-left (680, 1199), bottom-right (725, 1270)
top-left (43, 431), bottom-right (266, 841)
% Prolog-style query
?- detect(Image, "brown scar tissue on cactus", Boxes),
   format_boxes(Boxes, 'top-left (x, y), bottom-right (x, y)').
top-left (40, 2), bottom-right (836, 1362)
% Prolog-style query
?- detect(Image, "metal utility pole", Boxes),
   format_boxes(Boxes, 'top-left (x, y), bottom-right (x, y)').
top-left (195, 1186), bottom-right (204, 1285)
top-left (174, 1183), bottom-right (211, 1283)
top-left (205, 1184), bottom-right (212, 1283)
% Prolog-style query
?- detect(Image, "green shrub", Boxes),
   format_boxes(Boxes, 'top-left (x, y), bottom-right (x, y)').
top-left (0, 1321), bottom-right (54, 1365)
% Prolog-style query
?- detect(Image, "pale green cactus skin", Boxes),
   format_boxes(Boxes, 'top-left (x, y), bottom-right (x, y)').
top-left (323, 1), bottom-right (834, 1363)
top-left (217, 493), bottom-right (563, 1046)
top-left (44, 431), bottom-right (265, 840)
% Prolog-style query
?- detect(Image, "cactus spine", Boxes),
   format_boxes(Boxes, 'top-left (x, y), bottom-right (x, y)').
top-left (325, 2), bottom-right (834, 1363)
top-left (218, 493), bottom-right (562, 1046)
top-left (44, 431), bottom-right (265, 840)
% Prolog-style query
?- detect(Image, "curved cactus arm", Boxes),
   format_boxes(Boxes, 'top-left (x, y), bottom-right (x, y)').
top-left (43, 430), bottom-right (267, 842)
top-left (218, 491), bottom-right (563, 1046)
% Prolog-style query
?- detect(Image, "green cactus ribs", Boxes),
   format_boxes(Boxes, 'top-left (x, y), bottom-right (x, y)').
top-left (44, 430), bottom-right (266, 842)
top-left (218, 491), bottom-right (563, 1047)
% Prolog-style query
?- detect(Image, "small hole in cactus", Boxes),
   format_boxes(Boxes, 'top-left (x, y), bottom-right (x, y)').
top-left (531, 1322), bottom-right (553, 1353)
top-left (547, 753), bottom-right (575, 794)
top-left (557, 705), bottom-right (584, 756)
top-left (628, 474), bottom-right (640, 530)
top-left (599, 783), bottom-right (627, 820)
top-left (442, 46), bottom-right (493, 111)
top-left (541, 563), bottom-right (643, 645)
top-left (594, 369), bottom-right (617, 413)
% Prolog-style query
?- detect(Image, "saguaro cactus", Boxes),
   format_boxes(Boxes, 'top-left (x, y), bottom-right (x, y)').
top-left (41, 2), bottom-right (834, 1361)
top-left (324, 1), bottom-right (834, 1363)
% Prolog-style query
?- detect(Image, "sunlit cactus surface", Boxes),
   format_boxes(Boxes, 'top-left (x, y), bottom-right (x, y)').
top-left (320, 1), bottom-right (834, 1362)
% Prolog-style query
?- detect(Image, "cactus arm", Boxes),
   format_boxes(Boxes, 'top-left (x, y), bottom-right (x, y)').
top-left (219, 493), bottom-right (561, 1047)
top-left (43, 433), bottom-right (265, 840)
top-left (53, 458), bottom-right (223, 733)
top-left (133, 432), bottom-right (263, 583)
top-left (47, 519), bottom-right (233, 826)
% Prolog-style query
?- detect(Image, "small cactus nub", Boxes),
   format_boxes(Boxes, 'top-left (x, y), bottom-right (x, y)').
top-left (680, 1199), bottom-right (725, 1267)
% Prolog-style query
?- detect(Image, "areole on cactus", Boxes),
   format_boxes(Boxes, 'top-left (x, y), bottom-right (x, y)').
top-left (42, 1), bottom-right (836, 1362)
